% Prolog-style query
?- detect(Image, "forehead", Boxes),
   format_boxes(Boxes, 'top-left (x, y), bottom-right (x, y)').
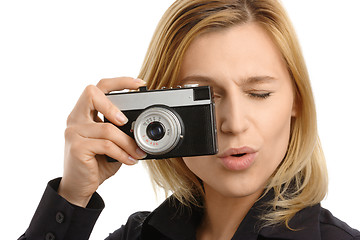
top-left (179, 23), bottom-right (289, 83)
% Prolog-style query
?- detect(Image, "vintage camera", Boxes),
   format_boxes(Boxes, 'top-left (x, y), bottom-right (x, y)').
top-left (105, 85), bottom-right (218, 160)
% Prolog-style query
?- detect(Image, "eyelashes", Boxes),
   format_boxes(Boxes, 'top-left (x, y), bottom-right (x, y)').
top-left (248, 92), bottom-right (272, 99)
top-left (213, 92), bottom-right (272, 100)
top-left (183, 82), bottom-right (273, 100)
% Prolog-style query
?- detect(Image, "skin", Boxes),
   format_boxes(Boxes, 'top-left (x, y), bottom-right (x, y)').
top-left (180, 23), bottom-right (297, 240)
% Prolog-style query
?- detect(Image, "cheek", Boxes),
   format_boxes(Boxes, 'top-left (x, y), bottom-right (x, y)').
top-left (257, 98), bottom-right (294, 166)
top-left (183, 155), bottom-right (215, 179)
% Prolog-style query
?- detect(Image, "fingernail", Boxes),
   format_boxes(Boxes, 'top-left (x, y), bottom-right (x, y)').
top-left (134, 78), bottom-right (147, 85)
top-left (128, 156), bottom-right (138, 164)
top-left (136, 148), bottom-right (147, 159)
top-left (116, 112), bottom-right (128, 125)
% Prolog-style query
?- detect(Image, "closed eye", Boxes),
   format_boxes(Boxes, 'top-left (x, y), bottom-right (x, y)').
top-left (248, 92), bottom-right (272, 99)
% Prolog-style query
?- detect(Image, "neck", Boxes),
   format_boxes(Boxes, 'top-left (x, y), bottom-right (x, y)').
top-left (197, 184), bottom-right (263, 240)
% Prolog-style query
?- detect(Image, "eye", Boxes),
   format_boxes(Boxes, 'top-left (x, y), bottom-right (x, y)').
top-left (248, 92), bottom-right (272, 99)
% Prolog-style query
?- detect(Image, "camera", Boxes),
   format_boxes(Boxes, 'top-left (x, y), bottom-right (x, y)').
top-left (105, 85), bottom-right (218, 160)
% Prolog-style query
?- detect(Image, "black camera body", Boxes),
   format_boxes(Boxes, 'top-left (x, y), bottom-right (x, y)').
top-left (105, 85), bottom-right (218, 160)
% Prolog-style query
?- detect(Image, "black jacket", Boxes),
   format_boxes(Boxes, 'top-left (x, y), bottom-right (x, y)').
top-left (19, 178), bottom-right (360, 240)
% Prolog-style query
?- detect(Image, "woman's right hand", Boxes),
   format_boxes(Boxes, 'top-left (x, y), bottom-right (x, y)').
top-left (58, 77), bottom-right (147, 207)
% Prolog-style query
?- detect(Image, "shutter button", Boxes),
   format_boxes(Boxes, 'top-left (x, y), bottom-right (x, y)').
top-left (56, 212), bottom-right (65, 224)
top-left (45, 232), bottom-right (55, 240)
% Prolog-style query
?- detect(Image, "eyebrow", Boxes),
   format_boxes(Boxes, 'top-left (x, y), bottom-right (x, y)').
top-left (180, 75), bottom-right (277, 86)
top-left (181, 75), bottom-right (215, 86)
top-left (244, 76), bottom-right (277, 85)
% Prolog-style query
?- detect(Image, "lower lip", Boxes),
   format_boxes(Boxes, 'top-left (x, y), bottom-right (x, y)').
top-left (220, 152), bottom-right (257, 171)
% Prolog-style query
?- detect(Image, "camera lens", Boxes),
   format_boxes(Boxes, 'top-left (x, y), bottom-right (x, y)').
top-left (146, 121), bottom-right (165, 141)
top-left (133, 106), bottom-right (184, 155)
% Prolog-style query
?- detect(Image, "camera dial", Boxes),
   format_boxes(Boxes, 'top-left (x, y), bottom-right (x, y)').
top-left (133, 106), bottom-right (184, 155)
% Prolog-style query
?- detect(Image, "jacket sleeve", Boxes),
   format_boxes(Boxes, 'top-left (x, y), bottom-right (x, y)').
top-left (18, 178), bottom-right (104, 240)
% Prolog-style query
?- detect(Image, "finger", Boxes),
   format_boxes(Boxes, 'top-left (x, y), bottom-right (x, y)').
top-left (68, 85), bottom-right (128, 126)
top-left (68, 76), bottom-right (146, 126)
top-left (96, 77), bottom-right (147, 93)
top-left (84, 137), bottom-right (139, 165)
top-left (68, 122), bottom-right (147, 159)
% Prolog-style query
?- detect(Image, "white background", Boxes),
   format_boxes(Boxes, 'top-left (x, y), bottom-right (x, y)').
top-left (0, 1), bottom-right (359, 239)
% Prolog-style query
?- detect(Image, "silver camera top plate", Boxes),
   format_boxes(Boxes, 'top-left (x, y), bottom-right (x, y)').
top-left (107, 87), bottom-right (212, 111)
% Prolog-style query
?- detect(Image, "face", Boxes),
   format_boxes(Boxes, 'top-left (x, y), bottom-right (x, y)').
top-left (180, 23), bottom-right (296, 198)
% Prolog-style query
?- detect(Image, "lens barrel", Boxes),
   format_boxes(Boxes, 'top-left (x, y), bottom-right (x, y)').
top-left (133, 107), bottom-right (183, 155)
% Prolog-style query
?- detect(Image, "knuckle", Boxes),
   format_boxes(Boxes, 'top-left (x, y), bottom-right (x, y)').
top-left (66, 113), bottom-right (75, 126)
top-left (102, 140), bottom-right (114, 151)
top-left (116, 151), bottom-right (128, 163)
top-left (64, 126), bottom-right (76, 139)
top-left (102, 123), bottom-right (115, 136)
top-left (84, 84), bottom-right (98, 99)
top-left (97, 78), bottom-right (109, 89)
top-left (68, 140), bottom-right (83, 158)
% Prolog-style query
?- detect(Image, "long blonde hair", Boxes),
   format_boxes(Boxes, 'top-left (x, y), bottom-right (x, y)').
top-left (138, 0), bottom-right (328, 228)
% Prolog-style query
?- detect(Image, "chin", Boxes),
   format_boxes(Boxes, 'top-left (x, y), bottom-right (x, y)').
top-left (205, 175), bottom-right (266, 199)
top-left (184, 154), bottom-right (270, 199)
top-left (202, 165), bottom-right (268, 199)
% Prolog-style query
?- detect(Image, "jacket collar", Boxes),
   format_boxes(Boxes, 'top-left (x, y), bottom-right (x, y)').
top-left (233, 201), bottom-right (322, 240)
top-left (142, 196), bottom-right (202, 240)
top-left (141, 193), bottom-right (322, 240)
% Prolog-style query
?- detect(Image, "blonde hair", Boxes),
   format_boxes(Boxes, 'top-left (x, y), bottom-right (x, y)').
top-left (138, 0), bottom-right (328, 228)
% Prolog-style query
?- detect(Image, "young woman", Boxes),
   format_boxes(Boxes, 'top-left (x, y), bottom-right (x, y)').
top-left (19, 0), bottom-right (359, 239)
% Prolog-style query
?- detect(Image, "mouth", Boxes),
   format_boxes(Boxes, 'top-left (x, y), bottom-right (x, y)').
top-left (231, 153), bottom-right (247, 157)
top-left (218, 146), bottom-right (256, 158)
top-left (218, 147), bottom-right (257, 171)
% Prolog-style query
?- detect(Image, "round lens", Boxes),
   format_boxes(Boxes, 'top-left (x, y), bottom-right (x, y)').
top-left (146, 121), bottom-right (166, 141)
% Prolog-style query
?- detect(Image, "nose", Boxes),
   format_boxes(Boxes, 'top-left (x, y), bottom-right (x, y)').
top-left (218, 93), bottom-right (249, 135)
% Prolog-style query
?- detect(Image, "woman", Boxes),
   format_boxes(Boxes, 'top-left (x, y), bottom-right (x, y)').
top-left (19, 0), bottom-right (359, 239)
